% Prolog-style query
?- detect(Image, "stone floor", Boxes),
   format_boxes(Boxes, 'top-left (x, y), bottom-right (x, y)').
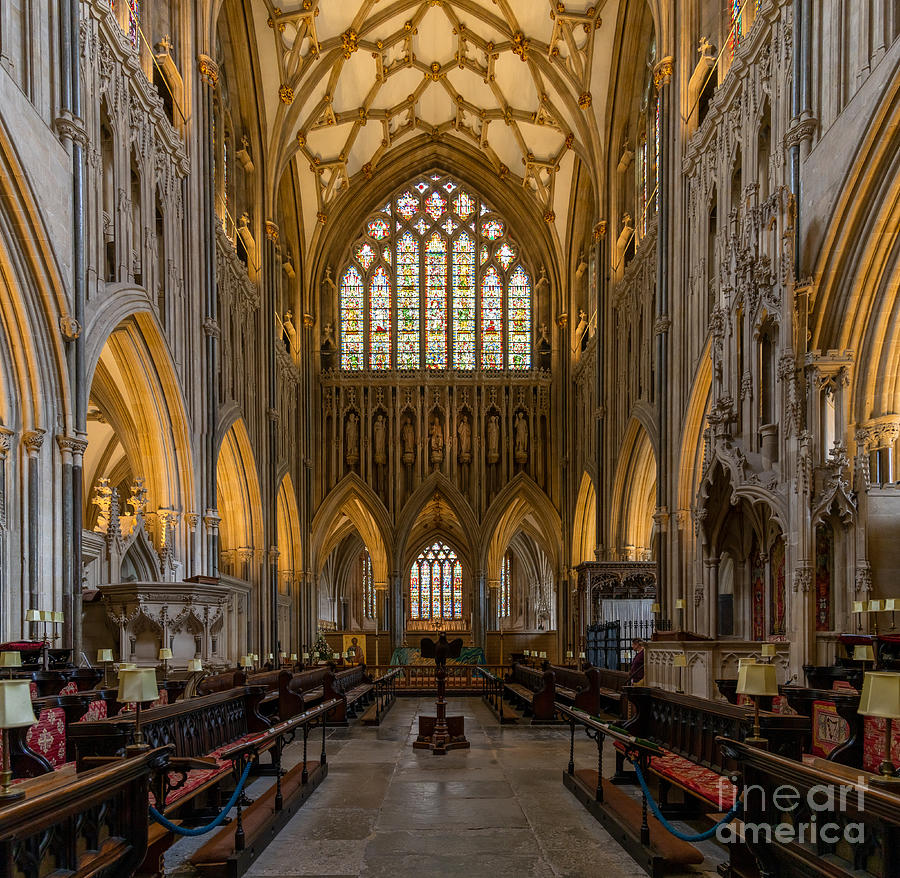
top-left (167, 697), bottom-right (724, 877)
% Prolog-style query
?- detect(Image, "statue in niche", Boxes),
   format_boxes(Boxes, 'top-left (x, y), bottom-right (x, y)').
top-left (537, 323), bottom-right (551, 371)
top-left (283, 310), bottom-right (297, 352)
top-left (373, 414), bottom-right (387, 465)
top-left (345, 412), bottom-right (360, 466)
top-left (574, 309), bottom-right (588, 352)
top-left (430, 415), bottom-right (444, 466)
top-left (486, 413), bottom-right (500, 464)
top-left (401, 417), bottom-right (416, 466)
top-left (514, 412), bottom-right (529, 464)
top-left (457, 414), bottom-right (471, 464)
top-left (320, 322), bottom-right (335, 371)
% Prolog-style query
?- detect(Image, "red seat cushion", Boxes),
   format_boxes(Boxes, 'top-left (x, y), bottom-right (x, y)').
top-left (25, 707), bottom-right (67, 768)
top-left (81, 699), bottom-right (108, 722)
top-left (59, 682), bottom-right (78, 696)
top-left (649, 751), bottom-right (736, 809)
top-left (208, 731), bottom-right (267, 765)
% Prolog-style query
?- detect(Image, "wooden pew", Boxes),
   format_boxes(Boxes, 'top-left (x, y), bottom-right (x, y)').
top-left (196, 669), bottom-right (247, 695)
top-left (0, 748), bottom-right (163, 878)
top-left (322, 664), bottom-right (374, 724)
top-left (620, 686), bottom-right (810, 814)
top-left (719, 736), bottom-right (900, 878)
top-left (503, 662), bottom-right (558, 722)
top-left (550, 664), bottom-right (629, 717)
top-left (277, 666), bottom-right (330, 720)
top-left (360, 667), bottom-right (402, 726)
top-left (778, 684), bottom-right (863, 768)
top-left (244, 669), bottom-right (285, 719)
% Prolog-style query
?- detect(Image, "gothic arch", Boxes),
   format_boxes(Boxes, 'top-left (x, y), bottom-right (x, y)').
top-left (481, 473), bottom-right (561, 583)
top-left (678, 342), bottom-right (712, 515)
top-left (216, 417), bottom-right (264, 563)
top-left (276, 473), bottom-right (302, 580)
top-left (609, 418), bottom-right (657, 559)
top-left (572, 471), bottom-right (597, 565)
top-left (311, 473), bottom-right (393, 586)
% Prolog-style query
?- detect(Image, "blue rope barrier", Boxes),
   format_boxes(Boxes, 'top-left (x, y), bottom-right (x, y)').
top-left (630, 759), bottom-right (743, 842)
top-left (148, 759), bottom-right (253, 836)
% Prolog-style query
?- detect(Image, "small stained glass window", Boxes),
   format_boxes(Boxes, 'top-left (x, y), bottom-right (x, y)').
top-left (397, 192), bottom-right (419, 220)
top-left (367, 218), bottom-right (390, 240)
top-left (482, 219), bottom-right (504, 241)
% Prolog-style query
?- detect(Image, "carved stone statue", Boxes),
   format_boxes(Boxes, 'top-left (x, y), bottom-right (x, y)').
top-left (345, 412), bottom-right (359, 465)
top-left (486, 413), bottom-right (500, 464)
top-left (401, 417), bottom-right (416, 465)
top-left (373, 413), bottom-right (387, 465)
top-left (283, 310), bottom-right (297, 351)
top-left (514, 412), bottom-right (529, 463)
top-left (457, 414), bottom-right (471, 463)
top-left (430, 415), bottom-right (444, 465)
top-left (574, 309), bottom-right (588, 352)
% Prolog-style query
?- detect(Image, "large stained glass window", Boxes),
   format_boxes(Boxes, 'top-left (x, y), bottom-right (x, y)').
top-left (409, 542), bottom-right (463, 621)
top-left (338, 172), bottom-right (534, 372)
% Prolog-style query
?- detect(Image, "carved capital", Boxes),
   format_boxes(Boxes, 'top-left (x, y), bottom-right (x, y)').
top-left (198, 54), bottom-right (219, 87)
top-left (0, 426), bottom-right (14, 458)
top-left (265, 220), bottom-right (279, 242)
top-left (653, 56), bottom-right (674, 89)
top-left (202, 317), bottom-right (220, 338)
top-left (792, 563), bottom-right (813, 593)
top-left (59, 315), bottom-right (82, 341)
top-left (593, 220), bottom-right (607, 242)
top-left (784, 115), bottom-right (818, 150)
top-left (654, 315), bottom-right (672, 335)
top-left (56, 434), bottom-right (88, 463)
top-left (53, 109), bottom-right (87, 145)
top-left (23, 429), bottom-right (45, 457)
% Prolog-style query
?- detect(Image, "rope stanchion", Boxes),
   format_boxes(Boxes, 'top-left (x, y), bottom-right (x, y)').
top-left (148, 759), bottom-right (253, 836)
top-left (630, 759), bottom-right (743, 842)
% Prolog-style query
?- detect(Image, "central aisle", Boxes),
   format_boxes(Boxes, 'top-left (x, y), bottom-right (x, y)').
top-left (243, 697), bottom-right (713, 878)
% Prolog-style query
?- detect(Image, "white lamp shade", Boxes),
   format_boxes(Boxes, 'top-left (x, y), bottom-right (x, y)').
top-left (884, 599), bottom-right (897, 612)
top-left (675, 599), bottom-right (686, 610)
top-left (673, 654), bottom-right (688, 668)
top-left (117, 667), bottom-right (159, 703)
top-left (0, 651), bottom-right (22, 668)
top-left (540, 652), bottom-right (547, 659)
top-left (579, 652), bottom-right (586, 659)
top-left (760, 643), bottom-right (777, 658)
top-left (651, 603), bottom-right (661, 614)
top-left (737, 662), bottom-right (778, 697)
top-left (332, 653), bottom-right (340, 660)
top-left (566, 651), bottom-right (573, 658)
top-left (290, 653), bottom-right (298, 661)
top-left (39, 610), bottom-right (53, 622)
top-left (52, 612), bottom-right (64, 623)
top-left (853, 645), bottom-right (875, 663)
top-left (158, 648), bottom-right (173, 661)
top-left (97, 649), bottom-right (114, 663)
top-left (251, 654), bottom-right (259, 662)
top-left (869, 600), bottom-right (884, 612)
top-left (859, 672), bottom-right (900, 719)
top-left (524, 650), bottom-right (530, 656)
top-left (187, 659), bottom-right (203, 672)
top-left (302, 653), bottom-right (309, 660)
top-left (268, 653), bottom-right (274, 660)
top-left (241, 655), bottom-right (253, 666)
top-left (0, 680), bottom-right (35, 729)
top-left (25, 609), bottom-right (41, 623)
top-left (853, 601), bottom-right (866, 613)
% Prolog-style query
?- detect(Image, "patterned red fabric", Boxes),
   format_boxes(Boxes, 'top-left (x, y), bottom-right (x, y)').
top-left (649, 751), bottom-right (737, 809)
top-left (25, 707), bottom-right (67, 768)
top-left (119, 688), bottom-right (169, 714)
top-left (148, 764), bottom-right (231, 807)
top-left (863, 716), bottom-right (900, 773)
top-left (59, 682), bottom-right (78, 695)
top-left (810, 700), bottom-right (850, 758)
top-left (29, 682), bottom-right (39, 700)
top-left (208, 731), bottom-right (266, 766)
top-left (81, 699), bottom-right (107, 721)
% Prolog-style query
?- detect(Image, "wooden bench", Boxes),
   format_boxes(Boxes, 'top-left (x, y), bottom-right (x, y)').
top-left (244, 669), bottom-right (285, 719)
top-left (0, 748), bottom-right (163, 877)
top-left (188, 699), bottom-right (339, 878)
top-left (196, 669), bottom-right (248, 696)
top-left (778, 684), bottom-right (863, 768)
top-left (503, 662), bottom-right (557, 722)
top-left (277, 666), bottom-right (330, 720)
top-left (719, 736), bottom-right (900, 878)
top-left (549, 665), bottom-right (629, 718)
top-left (620, 686), bottom-right (810, 815)
top-left (322, 664), bottom-right (374, 724)
top-left (360, 667), bottom-right (402, 725)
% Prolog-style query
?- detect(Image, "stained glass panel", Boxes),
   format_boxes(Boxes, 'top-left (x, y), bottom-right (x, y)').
top-left (480, 246), bottom-right (488, 265)
top-left (453, 561), bottom-right (462, 617)
top-left (363, 551), bottom-right (375, 619)
top-left (500, 554), bottom-right (510, 617)
top-left (409, 542), bottom-right (462, 620)
top-left (454, 191), bottom-right (474, 220)
top-left (452, 233), bottom-right (476, 370)
top-left (355, 242), bottom-right (375, 270)
top-left (481, 266), bottom-right (503, 370)
top-left (397, 191), bottom-right (419, 220)
top-left (369, 266), bottom-right (391, 370)
top-left (482, 219), bottom-right (504, 241)
top-left (496, 242), bottom-right (516, 270)
top-left (425, 191), bottom-right (446, 221)
top-left (425, 234), bottom-right (447, 369)
top-left (396, 233), bottom-right (420, 369)
top-left (731, 0), bottom-right (742, 55)
top-left (410, 563), bottom-right (420, 618)
top-left (441, 217), bottom-right (458, 236)
top-left (340, 266), bottom-right (363, 370)
top-left (367, 218), bottom-right (390, 239)
top-left (431, 563), bottom-right (441, 619)
top-left (413, 217), bottom-right (429, 236)
top-left (443, 180), bottom-right (457, 193)
top-left (508, 265), bottom-right (531, 370)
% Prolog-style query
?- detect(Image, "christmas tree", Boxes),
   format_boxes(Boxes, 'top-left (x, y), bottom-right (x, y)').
top-left (312, 629), bottom-right (331, 662)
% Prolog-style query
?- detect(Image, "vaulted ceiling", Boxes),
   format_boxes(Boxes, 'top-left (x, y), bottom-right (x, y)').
top-left (250, 0), bottom-right (618, 259)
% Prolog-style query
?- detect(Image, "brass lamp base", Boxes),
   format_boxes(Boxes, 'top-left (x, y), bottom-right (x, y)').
top-left (0, 775), bottom-right (24, 802)
top-left (745, 735), bottom-right (769, 749)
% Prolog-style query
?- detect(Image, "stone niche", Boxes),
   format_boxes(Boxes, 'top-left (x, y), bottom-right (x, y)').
top-left (83, 581), bottom-right (242, 670)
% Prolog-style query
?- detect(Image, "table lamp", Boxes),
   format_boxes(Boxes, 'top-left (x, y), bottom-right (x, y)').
top-left (651, 602), bottom-right (661, 614)
top-left (858, 672), bottom-right (900, 776)
top-left (240, 654), bottom-right (252, 670)
top-left (158, 647), bottom-right (173, 680)
top-left (854, 644), bottom-right (876, 670)
top-left (760, 643), bottom-right (776, 661)
top-left (97, 649), bottom-right (114, 687)
top-left (675, 599), bottom-right (686, 628)
top-left (885, 598), bottom-right (897, 630)
top-left (332, 652), bottom-right (340, 661)
top-left (25, 609), bottom-right (40, 640)
top-left (290, 653), bottom-right (298, 663)
top-left (673, 653), bottom-right (687, 693)
top-left (0, 651), bottom-right (21, 680)
top-left (187, 659), bottom-right (203, 673)
top-left (566, 650), bottom-right (573, 659)
top-left (737, 662), bottom-right (778, 747)
top-left (0, 679), bottom-right (34, 802)
top-left (869, 600), bottom-right (884, 635)
top-left (524, 650), bottom-right (530, 657)
top-left (117, 667), bottom-right (158, 751)
top-left (302, 652), bottom-right (309, 664)
top-left (579, 651), bottom-right (586, 660)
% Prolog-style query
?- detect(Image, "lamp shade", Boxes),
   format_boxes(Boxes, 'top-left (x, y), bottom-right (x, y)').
top-left (540, 651), bottom-right (547, 659)
top-left (0, 651), bottom-right (21, 668)
top-left (524, 650), bottom-right (530, 656)
top-left (241, 655), bottom-right (253, 667)
top-left (251, 654), bottom-right (259, 662)
top-left (52, 612), bottom-right (64, 623)
top-left (675, 599), bottom-right (686, 610)
top-left (651, 603), bottom-right (661, 614)
top-left (290, 653), bottom-right (298, 661)
top-left (853, 645), bottom-right (875, 663)
top-left (268, 653), bottom-right (274, 660)
top-left (302, 652), bottom-right (309, 660)
top-left (332, 653), bottom-right (340, 660)
top-left (187, 659), bottom-right (203, 672)
top-left (869, 600), bottom-right (884, 613)
top-left (0, 680), bottom-right (35, 729)
top-left (737, 657), bottom-right (757, 669)
top-left (884, 599), bottom-right (897, 612)
top-left (117, 667), bottom-right (159, 703)
top-left (858, 672), bottom-right (900, 719)
top-left (579, 652), bottom-right (586, 659)
top-left (39, 610), bottom-right (53, 622)
top-left (673, 654), bottom-right (688, 668)
top-left (158, 648), bottom-right (173, 661)
top-left (737, 662), bottom-right (778, 697)
top-left (117, 663), bottom-right (136, 671)
top-left (97, 649), bottom-right (114, 663)
top-left (853, 601), bottom-right (866, 613)
top-left (566, 651), bottom-right (573, 658)
top-left (760, 643), bottom-right (777, 658)
top-left (25, 609), bottom-right (41, 623)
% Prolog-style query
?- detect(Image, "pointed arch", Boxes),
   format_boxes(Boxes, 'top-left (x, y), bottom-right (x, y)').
top-left (572, 471), bottom-right (597, 565)
top-left (678, 341), bottom-right (712, 515)
top-left (609, 418), bottom-right (658, 560)
top-left (311, 473), bottom-right (393, 586)
top-left (277, 473), bottom-right (302, 580)
top-left (216, 418), bottom-right (264, 561)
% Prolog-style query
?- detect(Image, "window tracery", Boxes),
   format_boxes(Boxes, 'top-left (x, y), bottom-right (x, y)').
top-left (339, 173), bottom-right (532, 372)
top-left (409, 542), bottom-right (463, 621)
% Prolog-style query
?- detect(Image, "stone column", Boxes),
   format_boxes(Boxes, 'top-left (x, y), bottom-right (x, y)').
top-left (57, 436), bottom-right (87, 651)
top-left (23, 430), bottom-right (45, 638)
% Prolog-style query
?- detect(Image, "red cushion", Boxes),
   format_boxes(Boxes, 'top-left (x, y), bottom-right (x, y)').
top-left (25, 707), bottom-right (67, 768)
top-left (29, 682), bottom-right (39, 700)
top-left (148, 764), bottom-right (231, 807)
top-left (649, 751), bottom-right (737, 809)
top-left (59, 682), bottom-right (78, 696)
top-left (208, 731), bottom-right (267, 765)
top-left (81, 699), bottom-right (108, 722)
top-left (863, 716), bottom-right (900, 773)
